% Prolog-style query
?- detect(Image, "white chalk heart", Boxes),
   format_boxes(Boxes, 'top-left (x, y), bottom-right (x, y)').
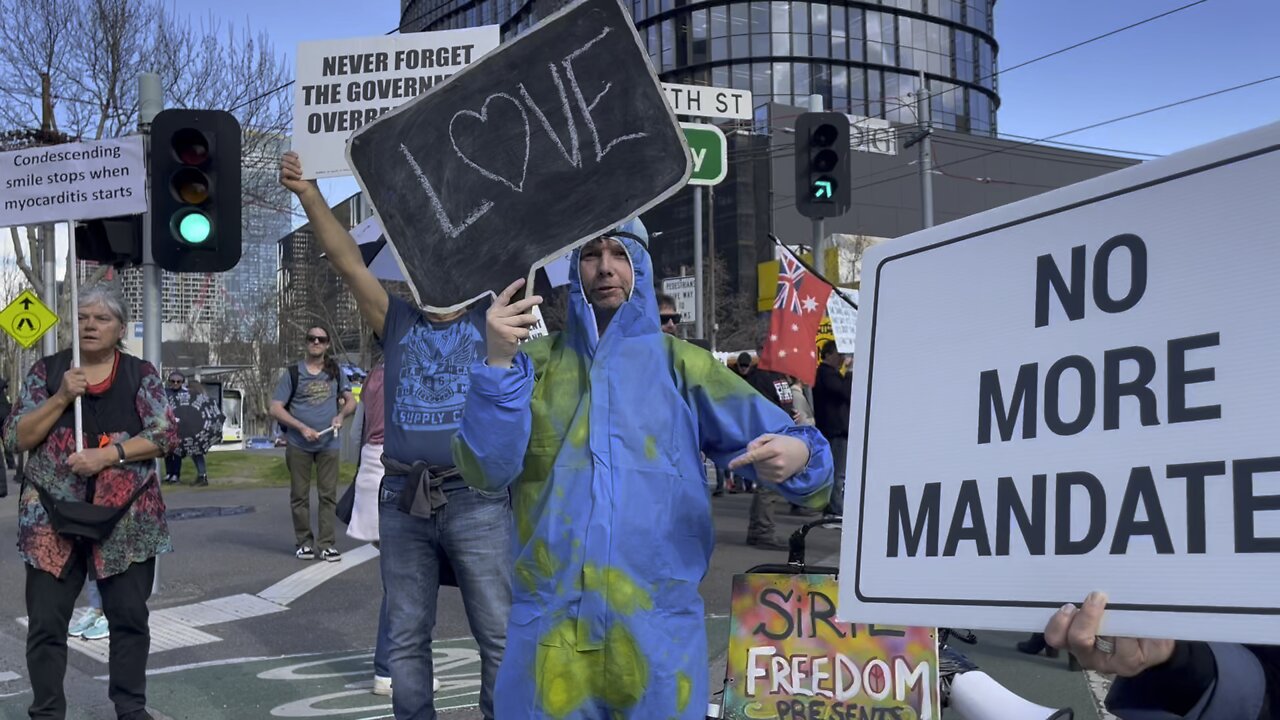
top-left (449, 93), bottom-right (532, 193)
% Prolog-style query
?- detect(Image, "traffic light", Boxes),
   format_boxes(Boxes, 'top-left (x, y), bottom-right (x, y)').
top-left (150, 108), bottom-right (241, 272)
top-left (794, 112), bottom-right (851, 219)
top-left (75, 216), bottom-right (142, 268)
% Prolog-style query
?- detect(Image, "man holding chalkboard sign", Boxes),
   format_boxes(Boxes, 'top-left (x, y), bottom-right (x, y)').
top-left (280, 152), bottom-right (511, 720)
top-left (452, 222), bottom-right (833, 718)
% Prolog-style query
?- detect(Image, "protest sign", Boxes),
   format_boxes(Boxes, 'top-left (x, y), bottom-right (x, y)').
top-left (0, 137), bottom-right (146, 228)
top-left (827, 289), bottom-right (858, 353)
top-left (723, 574), bottom-right (939, 720)
top-left (839, 121), bottom-right (1280, 644)
top-left (347, 0), bottom-right (690, 310)
top-left (293, 27), bottom-right (500, 179)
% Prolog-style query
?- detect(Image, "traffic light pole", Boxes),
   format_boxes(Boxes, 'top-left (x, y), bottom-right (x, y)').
top-left (807, 95), bottom-right (828, 279)
top-left (138, 72), bottom-right (163, 594)
top-left (693, 185), bottom-right (704, 340)
top-left (139, 73), bottom-right (163, 371)
top-left (813, 219), bottom-right (826, 278)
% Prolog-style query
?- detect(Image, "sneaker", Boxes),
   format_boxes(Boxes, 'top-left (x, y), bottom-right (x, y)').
top-left (320, 547), bottom-right (342, 562)
top-left (163, 475), bottom-right (178, 485)
top-left (194, 474), bottom-right (209, 487)
top-left (372, 675), bottom-right (392, 696)
top-left (296, 546), bottom-right (314, 560)
top-left (81, 615), bottom-right (110, 640)
top-left (434, 676), bottom-right (440, 692)
top-left (746, 535), bottom-right (789, 550)
top-left (68, 610), bottom-right (102, 638)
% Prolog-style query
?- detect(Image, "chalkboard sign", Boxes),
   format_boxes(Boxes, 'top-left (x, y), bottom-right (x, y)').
top-left (347, 0), bottom-right (691, 310)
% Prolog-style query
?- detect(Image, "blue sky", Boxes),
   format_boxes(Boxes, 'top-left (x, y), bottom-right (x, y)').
top-left (184, 0), bottom-right (1278, 201)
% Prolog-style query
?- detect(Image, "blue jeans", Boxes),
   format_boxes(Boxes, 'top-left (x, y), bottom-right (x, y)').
top-left (374, 593), bottom-right (390, 678)
top-left (824, 436), bottom-right (847, 515)
top-left (378, 478), bottom-right (512, 720)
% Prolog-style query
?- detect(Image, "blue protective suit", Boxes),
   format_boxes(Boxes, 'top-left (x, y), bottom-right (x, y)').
top-left (454, 225), bottom-right (833, 719)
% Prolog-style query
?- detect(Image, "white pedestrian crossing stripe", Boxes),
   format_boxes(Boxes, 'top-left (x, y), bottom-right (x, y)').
top-left (13, 545), bottom-right (380, 663)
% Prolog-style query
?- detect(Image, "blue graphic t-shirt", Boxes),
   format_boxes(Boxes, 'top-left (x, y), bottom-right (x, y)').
top-left (381, 295), bottom-right (488, 473)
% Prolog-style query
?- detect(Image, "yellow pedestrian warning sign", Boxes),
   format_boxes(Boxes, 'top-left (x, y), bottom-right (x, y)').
top-left (0, 290), bottom-right (59, 349)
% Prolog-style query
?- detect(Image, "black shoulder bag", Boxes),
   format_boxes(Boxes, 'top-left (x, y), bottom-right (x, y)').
top-left (24, 350), bottom-right (152, 544)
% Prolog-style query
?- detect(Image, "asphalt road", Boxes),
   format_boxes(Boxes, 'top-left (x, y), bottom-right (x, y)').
top-left (0, 475), bottom-right (1104, 720)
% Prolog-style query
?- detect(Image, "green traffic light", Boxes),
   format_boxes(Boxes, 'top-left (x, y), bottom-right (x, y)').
top-left (178, 212), bottom-right (211, 244)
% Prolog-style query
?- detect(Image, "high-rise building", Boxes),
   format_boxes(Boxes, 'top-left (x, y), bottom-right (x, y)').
top-left (223, 132), bottom-right (290, 341)
top-left (402, 0), bottom-right (997, 134)
top-left (277, 193), bottom-right (366, 363)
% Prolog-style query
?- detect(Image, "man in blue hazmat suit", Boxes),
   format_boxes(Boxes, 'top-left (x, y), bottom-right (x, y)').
top-left (453, 218), bottom-right (833, 719)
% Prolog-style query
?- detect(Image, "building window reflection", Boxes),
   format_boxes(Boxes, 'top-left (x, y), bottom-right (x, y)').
top-left (403, 0), bottom-right (997, 136)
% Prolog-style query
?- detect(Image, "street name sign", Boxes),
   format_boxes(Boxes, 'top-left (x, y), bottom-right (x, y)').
top-left (0, 290), bottom-right (59, 349)
top-left (0, 136), bottom-right (146, 228)
top-left (293, 26), bottom-right (501, 179)
top-left (661, 275), bottom-right (695, 324)
top-left (838, 121), bottom-right (1280, 644)
top-left (662, 82), bottom-right (753, 121)
top-left (347, 0), bottom-right (689, 310)
top-left (680, 123), bottom-right (727, 186)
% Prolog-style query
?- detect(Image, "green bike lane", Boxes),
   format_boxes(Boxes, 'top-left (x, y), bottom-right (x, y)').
top-left (123, 618), bottom-right (728, 720)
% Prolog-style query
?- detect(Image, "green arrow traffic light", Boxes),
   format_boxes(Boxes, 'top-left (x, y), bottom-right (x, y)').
top-left (813, 179), bottom-right (835, 199)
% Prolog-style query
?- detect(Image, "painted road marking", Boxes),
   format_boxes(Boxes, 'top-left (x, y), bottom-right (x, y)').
top-left (0, 671), bottom-right (19, 682)
top-left (260, 544), bottom-right (380, 605)
top-left (14, 545), bottom-right (380, 663)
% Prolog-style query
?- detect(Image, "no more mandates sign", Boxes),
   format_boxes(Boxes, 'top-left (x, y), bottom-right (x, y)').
top-left (837, 121), bottom-right (1280, 645)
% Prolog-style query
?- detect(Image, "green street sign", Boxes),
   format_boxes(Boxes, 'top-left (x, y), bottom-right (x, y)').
top-left (681, 123), bottom-right (727, 186)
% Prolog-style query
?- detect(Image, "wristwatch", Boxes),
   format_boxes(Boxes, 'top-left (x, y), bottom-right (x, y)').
top-left (114, 442), bottom-right (127, 464)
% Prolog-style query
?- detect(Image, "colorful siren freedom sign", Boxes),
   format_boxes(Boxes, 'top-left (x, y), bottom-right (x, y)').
top-left (722, 574), bottom-right (940, 720)
top-left (838, 122), bottom-right (1280, 644)
top-left (347, 0), bottom-right (690, 310)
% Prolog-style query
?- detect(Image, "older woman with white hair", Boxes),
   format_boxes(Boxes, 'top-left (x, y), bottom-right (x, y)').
top-left (2, 284), bottom-right (176, 720)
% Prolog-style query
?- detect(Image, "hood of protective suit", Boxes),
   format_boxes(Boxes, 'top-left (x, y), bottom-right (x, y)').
top-left (565, 219), bottom-right (659, 354)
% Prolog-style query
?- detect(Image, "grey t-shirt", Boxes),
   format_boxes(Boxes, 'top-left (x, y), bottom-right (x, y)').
top-left (272, 361), bottom-right (351, 452)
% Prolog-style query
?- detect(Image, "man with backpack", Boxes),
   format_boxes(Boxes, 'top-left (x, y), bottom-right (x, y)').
top-left (270, 327), bottom-right (356, 562)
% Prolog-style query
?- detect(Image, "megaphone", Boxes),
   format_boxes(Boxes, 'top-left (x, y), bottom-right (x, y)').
top-left (948, 671), bottom-right (1074, 720)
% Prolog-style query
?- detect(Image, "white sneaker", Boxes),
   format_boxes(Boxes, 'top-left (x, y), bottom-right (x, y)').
top-left (372, 675), bottom-right (392, 696)
top-left (433, 676), bottom-right (440, 692)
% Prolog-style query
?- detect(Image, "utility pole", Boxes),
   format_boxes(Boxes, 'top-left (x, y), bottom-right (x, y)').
top-left (39, 73), bottom-right (57, 356)
top-left (916, 70), bottom-right (934, 228)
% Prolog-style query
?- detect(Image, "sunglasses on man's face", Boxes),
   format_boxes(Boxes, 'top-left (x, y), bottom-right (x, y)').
top-left (306, 335), bottom-right (330, 345)
top-left (660, 313), bottom-right (681, 326)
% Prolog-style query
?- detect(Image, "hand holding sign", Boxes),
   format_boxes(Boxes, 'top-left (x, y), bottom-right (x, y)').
top-left (728, 434), bottom-right (810, 485)
top-left (56, 368), bottom-right (89, 404)
top-left (486, 278), bottom-right (543, 369)
top-left (1044, 592), bottom-right (1176, 678)
top-left (279, 152), bottom-right (320, 200)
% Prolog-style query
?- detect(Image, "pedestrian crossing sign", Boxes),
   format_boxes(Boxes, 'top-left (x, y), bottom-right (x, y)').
top-left (0, 290), bottom-right (59, 349)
